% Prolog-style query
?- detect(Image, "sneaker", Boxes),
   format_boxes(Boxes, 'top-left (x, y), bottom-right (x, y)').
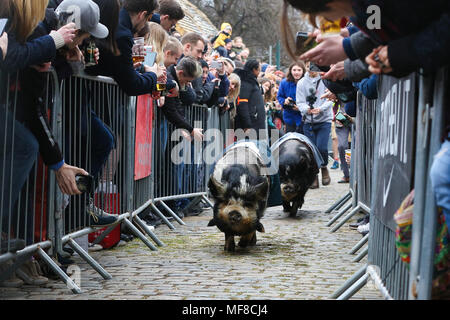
top-left (88, 243), bottom-right (103, 252)
top-left (86, 200), bottom-right (118, 228)
top-left (330, 160), bottom-right (339, 169)
top-left (116, 240), bottom-right (127, 247)
top-left (16, 260), bottom-right (48, 286)
top-left (357, 222), bottom-right (370, 235)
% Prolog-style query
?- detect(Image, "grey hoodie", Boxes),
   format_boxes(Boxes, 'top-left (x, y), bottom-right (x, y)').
top-left (296, 72), bottom-right (334, 124)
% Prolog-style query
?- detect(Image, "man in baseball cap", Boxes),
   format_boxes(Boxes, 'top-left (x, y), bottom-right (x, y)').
top-left (55, 0), bottom-right (109, 39)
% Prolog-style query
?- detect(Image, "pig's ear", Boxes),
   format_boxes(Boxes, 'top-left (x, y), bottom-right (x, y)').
top-left (208, 175), bottom-right (226, 199)
top-left (254, 180), bottom-right (269, 201)
top-left (256, 222), bottom-right (265, 233)
top-left (207, 219), bottom-right (217, 227)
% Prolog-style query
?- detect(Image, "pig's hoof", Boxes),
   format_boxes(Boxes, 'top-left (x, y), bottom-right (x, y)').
top-left (289, 208), bottom-right (298, 217)
top-left (282, 202), bottom-right (291, 212)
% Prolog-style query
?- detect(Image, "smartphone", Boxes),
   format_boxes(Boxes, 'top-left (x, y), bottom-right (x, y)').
top-left (210, 60), bottom-right (223, 70)
top-left (0, 19), bottom-right (8, 36)
top-left (295, 31), bottom-right (316, 56)
top-left (144, 51), bottom-right (157, 67)
top-left (335, 111), bottom-right (352, 127)
top-left (309, 62), bottom-right (330, 73)
top-left (75, 174), bottom-right (94, 194)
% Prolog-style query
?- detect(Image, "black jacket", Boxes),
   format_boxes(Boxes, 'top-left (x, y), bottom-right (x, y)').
top-left (233, 68), bottom-right (266, 132)
top-left (162, 65), bottom-right (196, 133)
top-left (85, 8), bottom-right (157, 96)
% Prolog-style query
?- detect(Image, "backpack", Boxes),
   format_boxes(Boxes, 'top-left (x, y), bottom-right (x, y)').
top-left (394, 190), bottom-right (450, 299)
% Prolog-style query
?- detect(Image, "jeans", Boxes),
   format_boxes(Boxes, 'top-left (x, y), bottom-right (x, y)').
top-left (0, 109), bottom-right (39, 235)
top-left (336, 125), bottom-right (351, 178)
top-left (430, 140), bottom-right (450, 231)
top-left (303, 121), bottom-right (332, 167)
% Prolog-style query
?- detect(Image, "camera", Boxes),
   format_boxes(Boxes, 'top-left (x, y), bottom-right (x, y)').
top-left (210, 60), bottom-right (223, 70)
top-left (285, 100), bottom-right (297, 110)
top-left (75, 174), bottom-right (94, 194)
top-left (306, 88), bottom-right (318, 107)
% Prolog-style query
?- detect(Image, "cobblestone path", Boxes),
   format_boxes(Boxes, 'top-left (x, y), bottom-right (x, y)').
top-left (0, 168), bottom-right (382, 300)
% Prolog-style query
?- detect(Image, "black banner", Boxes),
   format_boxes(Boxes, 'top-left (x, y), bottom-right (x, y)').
top-left (371, 73), bottom-right (417, 231)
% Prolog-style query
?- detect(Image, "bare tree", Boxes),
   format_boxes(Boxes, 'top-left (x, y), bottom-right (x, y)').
top-left (188, 0), bottom-right (311, 68)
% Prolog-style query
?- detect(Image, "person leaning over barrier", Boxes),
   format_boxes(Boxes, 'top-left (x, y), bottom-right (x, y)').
top-left (281, 0), bottom-right (450, 78)
top-left (0, 0), bottom-right (88, 288)
top-left (161, 56), bottom-right (203, 142)
top-left (180, 32), bottom-right (216, 105)
top-left (85, 0), bottom-right (167, 96)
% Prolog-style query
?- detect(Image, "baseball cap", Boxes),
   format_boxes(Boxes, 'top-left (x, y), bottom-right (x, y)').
top-left (56, 0), bottom-right (109, 39)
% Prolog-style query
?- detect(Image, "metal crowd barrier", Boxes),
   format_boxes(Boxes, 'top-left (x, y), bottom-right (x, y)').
top-left (1, 68), bottom-right (231, 293)
top-left (330, 67), bottom-right (449, 300)
top-left (0, 69), bottom-right (82, 292)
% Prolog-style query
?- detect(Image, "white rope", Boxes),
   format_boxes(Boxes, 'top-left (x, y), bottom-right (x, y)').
top-left (366, 265), bottom-right (394, 300)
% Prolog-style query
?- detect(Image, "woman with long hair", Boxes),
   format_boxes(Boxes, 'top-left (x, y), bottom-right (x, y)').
top-left (277, 61), bottom-right (306, 133)
top-left (143, 22), bottom-right (169, 66)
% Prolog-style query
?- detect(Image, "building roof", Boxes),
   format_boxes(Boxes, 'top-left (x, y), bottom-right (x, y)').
top-left (176, 0), bottom-right (218, 39)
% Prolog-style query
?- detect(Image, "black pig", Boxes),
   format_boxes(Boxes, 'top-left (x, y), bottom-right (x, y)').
top-left (207, 143), bottom-right (269, 252)
top-left (275, 138), bottom-right (319, 217)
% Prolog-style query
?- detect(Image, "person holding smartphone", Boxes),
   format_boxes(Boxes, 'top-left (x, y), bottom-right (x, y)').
top-left (277, 61), bottom-right (306, 134)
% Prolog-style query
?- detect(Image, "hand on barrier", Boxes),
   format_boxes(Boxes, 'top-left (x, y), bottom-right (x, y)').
top-left (191, 128), bottom-right (204, 142)
top-left (300, 34), bottom-right (347, 66)
top-left (55, 163), bottom-right (89, 195)
top-left (321, 61), bottom-right (346, 81)
top-left (366, 46), bottom-right (392, 74)
top-left (0, 32), bottom-right (8, 61)
top-left (31, 62), bottom-right (52, 73)
top-left (57, 22), bottom-right (77, 45)
top-left (166, 82), bottom-right (179, 98)
top-left (181, 129), bottom-right (192, 141)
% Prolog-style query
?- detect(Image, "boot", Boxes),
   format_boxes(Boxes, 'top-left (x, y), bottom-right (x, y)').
top-left (310, 175), bottom-right (319, 189)
top-left (17, 259), bottom-right (48, 285)
top-left (321, 167), bottom-right (331, 186)
top-left (0, 261), bottom-right (24, 288)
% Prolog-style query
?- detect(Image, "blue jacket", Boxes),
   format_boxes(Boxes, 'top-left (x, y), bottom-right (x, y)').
top-left (85, 8), bottom-right (157, 96)
top-left (353, 74), bottom-right (378, 100)
top-left (277, 78), bottom-right (302, 126)
top-left (0, 24), bottom-right (56, 73)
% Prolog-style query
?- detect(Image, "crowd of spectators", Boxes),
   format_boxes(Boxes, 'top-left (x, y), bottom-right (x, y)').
top-left (0, 0), bottom-right (448, 290)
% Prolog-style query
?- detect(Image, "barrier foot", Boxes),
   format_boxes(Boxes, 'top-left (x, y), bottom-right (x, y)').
top-left (326, 203), bottom-right (352, 227)
top-left (352, 246), bottom-right (368, 263)
top-left (330, 264), bottom-right (367, 299)
top-left (133, 215), bottom-right (165, 247)
top-left (330, 205), bottom-right (361, 233)
top-left (158, 200), bottom-right (186, 226)
top-left (201, 195), bottom-right (214, 208)
top-left (150, 203), bottom-right (176, 230)
top-left (348, 234), bottom-right (369, 255)
top-left (36, 247), bottom-right (82, 294)
top-left (325, 191), bottom-right (351, 214)
top-left (67, 238), bottom-right (112, 280)
top-left (336, 274), bottom-right (369, 300)
top-left (122, 218), bottom-right (158, 251)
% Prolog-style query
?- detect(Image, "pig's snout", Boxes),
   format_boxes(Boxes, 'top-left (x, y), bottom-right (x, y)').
top-left (229, 211), bottom-right (242, 224)
top-left (283, 185), bottom-right (295, 194)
